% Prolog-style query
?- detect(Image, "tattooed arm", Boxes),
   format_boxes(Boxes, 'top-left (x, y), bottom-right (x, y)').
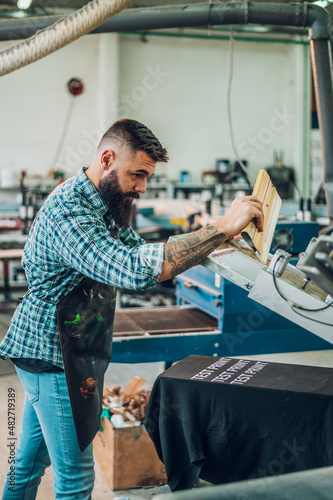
top-left (158, 195), bottom-right (264, 282)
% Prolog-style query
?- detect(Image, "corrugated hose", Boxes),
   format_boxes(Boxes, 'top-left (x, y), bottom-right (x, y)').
top-left (0, 0), bottom-right (134, 77)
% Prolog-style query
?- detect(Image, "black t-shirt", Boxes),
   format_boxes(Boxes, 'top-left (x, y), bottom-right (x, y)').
top-left (145, 355), bottom-right (333, 491)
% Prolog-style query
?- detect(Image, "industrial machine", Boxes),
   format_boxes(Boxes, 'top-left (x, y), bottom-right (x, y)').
top-left (271, 220), bottom-right (319, 256)
top-left (298, 233), bottom-right (333, 297)
top-left (111, 231), bottom-right (333, 364)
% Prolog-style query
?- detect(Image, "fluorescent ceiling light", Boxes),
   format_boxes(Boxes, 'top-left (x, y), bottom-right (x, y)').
top-left (17, 0), bottom-right (33, 10)
top-left (313, 0), bottom-right (332, 7)
top-left (252, 26), bottom-right (270, 33)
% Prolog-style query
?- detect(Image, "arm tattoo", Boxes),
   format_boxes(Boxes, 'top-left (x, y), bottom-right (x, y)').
top-left (163, 225), bottom-right (226, 278)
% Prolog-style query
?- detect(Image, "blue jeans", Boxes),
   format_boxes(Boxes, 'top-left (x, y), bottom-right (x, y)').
top-left (2, 367), bottom-right (95, 500)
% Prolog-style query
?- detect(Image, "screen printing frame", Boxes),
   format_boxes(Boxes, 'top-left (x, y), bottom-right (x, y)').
top-left (168, 234), bottom-right (333, 344)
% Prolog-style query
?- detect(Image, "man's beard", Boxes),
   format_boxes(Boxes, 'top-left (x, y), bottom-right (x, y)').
top-left (98, 169), bottom-right (139, 229)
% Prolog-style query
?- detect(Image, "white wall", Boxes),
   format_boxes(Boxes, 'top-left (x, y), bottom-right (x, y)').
top-left (0, 33), bottom-right (118, 181)
top-left (118, 34), bottom-right (309, 186)
top-left (0, 31), bottom-right (309, 191)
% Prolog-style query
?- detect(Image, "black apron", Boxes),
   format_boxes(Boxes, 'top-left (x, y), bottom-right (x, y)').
top-left (57, 277), bottom-right (117, 451)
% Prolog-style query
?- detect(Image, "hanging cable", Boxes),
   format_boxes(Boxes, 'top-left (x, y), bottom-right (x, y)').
top-left (271, 256), bottom-right (333, 326)
top-left (0, 0), bottom-right (134, 77)
top-left (227, 24), bottom-right (254, 184)
top-left (51, 78), bottom-right (84, 170)
top-left (51, 97), bottom-right (75, 171)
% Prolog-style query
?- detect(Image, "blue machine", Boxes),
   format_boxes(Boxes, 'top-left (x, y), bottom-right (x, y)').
top-left (111, 262), bottom-right (331, 364)
top-left (111, 220), bottom-right (329, 363)
top-left (175, 264), bottom-right (331, 357)
top-left (271, 220), bottom-right (319, 255)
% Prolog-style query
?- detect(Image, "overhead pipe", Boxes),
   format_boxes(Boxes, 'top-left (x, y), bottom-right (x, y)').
top-left (0, 3), bottom-right (330, 43)
top-left (0, 2), bottom-right (332, 219)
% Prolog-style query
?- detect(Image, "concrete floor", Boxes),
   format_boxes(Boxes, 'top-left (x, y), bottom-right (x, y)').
top-left (0, 358), bottom-right (171, 499)
top-left (0, 306), bottom-right (170, 499)
top-left (0, 307), bottom-right (333, 499)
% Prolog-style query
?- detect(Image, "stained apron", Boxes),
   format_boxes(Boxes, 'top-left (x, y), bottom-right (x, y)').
top-left (57, 277), bottom-right (117, 451)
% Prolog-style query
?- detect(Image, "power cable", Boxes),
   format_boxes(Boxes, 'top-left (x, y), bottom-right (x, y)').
top-left (227, 25), bottom-right (254, 184)
top-left (51, 96), bottom-right (75, 171)
top-left (290, 306), bottom-right (333, 327)
top-left (271, 256), bottom-right (333, 326)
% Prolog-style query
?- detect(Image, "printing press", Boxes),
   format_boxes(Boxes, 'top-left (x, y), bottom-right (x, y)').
top-left (111, 229), bottom-right (333, 364)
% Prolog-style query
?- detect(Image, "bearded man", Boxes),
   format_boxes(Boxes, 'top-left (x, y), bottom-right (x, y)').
top-left (0, 118), bottom-right (263, 499)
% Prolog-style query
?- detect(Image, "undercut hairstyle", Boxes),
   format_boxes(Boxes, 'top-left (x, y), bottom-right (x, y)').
top-left (98, 118), bottom-right (169, 163)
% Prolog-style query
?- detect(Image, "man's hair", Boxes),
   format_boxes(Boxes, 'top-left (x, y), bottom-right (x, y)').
top-left (98, 118), bottom-right (169, 163)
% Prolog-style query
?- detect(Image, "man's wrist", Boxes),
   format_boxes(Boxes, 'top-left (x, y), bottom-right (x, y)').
top-left (159, 224), bottom-right (227, 282)
top-left (210, 221), bottom-right (230, 241)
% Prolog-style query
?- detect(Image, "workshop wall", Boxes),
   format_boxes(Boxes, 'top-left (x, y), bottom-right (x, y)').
top-left (0, 32), bottom-right (309, 189)
top-left (0, 33), bottom-right (118, 180)
top-left (118, 34), bottom-right (308, 185)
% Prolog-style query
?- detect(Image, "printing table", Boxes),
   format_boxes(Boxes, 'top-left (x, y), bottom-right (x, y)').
top-left (145, 355), bottom-right (333, 491)
top-left (111, 306), bottom-right (220, 364)
top-left (111, 263), bottom-right (332, 364)
top-left (110, 303), bottom-right (331, 364)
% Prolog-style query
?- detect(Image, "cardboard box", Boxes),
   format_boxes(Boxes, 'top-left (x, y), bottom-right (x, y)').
top-left (93, 416), bottom-right (167, 490)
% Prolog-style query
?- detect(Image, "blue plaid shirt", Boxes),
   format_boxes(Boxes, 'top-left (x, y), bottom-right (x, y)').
top-left (0, 167), bottom-right (164, 368)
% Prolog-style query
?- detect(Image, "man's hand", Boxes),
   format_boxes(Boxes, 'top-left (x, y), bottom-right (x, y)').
top-left (158, 195), bottom-right (264, 282)
top-left (212, 195), bottom-right (264, 239)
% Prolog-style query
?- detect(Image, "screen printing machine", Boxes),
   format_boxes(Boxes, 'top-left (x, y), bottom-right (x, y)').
top-left (0, 165), bottom-right (331, 361)
top-left (111, 221), bottom-right (333, 365)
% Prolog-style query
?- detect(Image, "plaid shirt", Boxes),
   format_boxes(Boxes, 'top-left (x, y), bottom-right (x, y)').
top-left (0, 167), bottom-right (164, 368)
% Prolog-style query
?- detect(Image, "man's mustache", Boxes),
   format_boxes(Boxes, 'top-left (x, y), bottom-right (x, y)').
top-left (123, 192), bottom-right (140, 199)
